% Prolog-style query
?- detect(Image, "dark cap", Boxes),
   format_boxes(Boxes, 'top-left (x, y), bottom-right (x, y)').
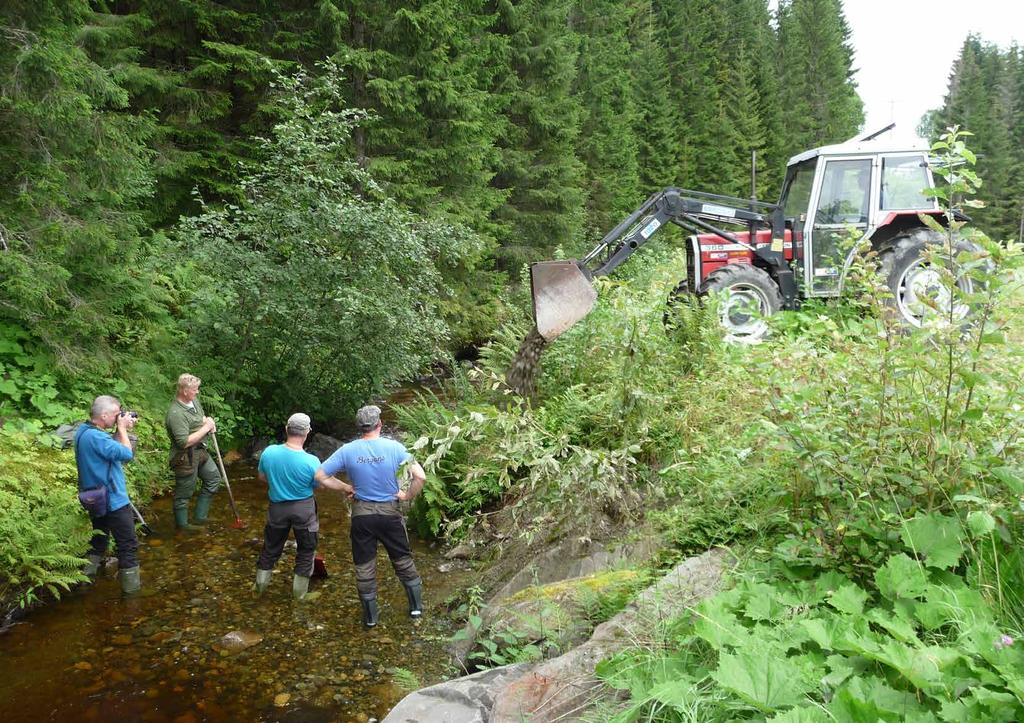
top-left (355, 405), bottom-right (381, 431)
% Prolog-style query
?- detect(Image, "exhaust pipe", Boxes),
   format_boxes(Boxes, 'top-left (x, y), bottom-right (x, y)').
top-left (530, 261), bottom-right (598, 342)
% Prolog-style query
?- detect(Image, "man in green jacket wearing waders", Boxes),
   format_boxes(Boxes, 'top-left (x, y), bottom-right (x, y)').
top-left (165, 373), bottom-right (221, 531)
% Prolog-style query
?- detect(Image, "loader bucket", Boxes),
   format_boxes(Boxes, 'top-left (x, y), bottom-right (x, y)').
top-left (530, 260), bottom-right (598, 341)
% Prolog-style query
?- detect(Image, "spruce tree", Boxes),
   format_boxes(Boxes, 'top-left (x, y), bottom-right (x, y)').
top-left (937, 37), bottom-right (1016, 239)
top-left (630, 0), bottom-right (684, 194)
top-left (489, 0), bottom-right (586, 268)
top-left (0, 0), bottom-right (161, 371)
top-left (334, 0), bottom-right (507, 233)
top-left (776, 0), bottom-right (864, 157)
top-left (572, 0), bottom-right (642, 237)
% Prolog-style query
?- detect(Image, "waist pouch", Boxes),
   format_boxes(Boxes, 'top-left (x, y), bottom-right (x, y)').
top-left (351, 499), bottom-right (402, 517)
top-left (78, 486), bottom-right (108, 518)
top-left (169, 446), bottom-right (209, 475)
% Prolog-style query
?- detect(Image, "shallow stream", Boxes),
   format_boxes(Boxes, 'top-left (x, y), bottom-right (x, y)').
top-left (0, 461), bottom-right (471, 722)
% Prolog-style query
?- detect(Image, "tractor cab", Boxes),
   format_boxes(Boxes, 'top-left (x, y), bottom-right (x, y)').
top-left (779, 134), bottom-right (939, 297)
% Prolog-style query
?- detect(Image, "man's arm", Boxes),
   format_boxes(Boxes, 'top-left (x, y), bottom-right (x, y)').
top-left (167, 406), bottom-right (215, 448)
top-left (184, 418), bottom-right (215, 448)
top-left (98, 417), bottom-right (136, 462)
top-left (314, 468), bottom-right (354, 495)
top-left (396, 461), bottom-right (426, 502)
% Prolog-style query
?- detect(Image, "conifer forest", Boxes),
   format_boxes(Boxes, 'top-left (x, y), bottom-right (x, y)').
top-left (2, 1), bottom-right (1024, 721)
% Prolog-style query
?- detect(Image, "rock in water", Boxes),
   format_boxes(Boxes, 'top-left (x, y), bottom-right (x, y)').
top-left (506, 326), bottom-right (548, 398)
top-left (306, 433), bottom-right (343, 461)
top-left (217, 630), bottom-right (264, 655)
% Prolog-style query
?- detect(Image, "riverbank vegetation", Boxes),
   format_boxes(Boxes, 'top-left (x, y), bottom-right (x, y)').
top-left (400, 131), bottom-right (1024, 717)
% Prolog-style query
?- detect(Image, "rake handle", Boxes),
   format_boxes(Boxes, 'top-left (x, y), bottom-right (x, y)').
top-left (210, 431), bottom-right (242, 522)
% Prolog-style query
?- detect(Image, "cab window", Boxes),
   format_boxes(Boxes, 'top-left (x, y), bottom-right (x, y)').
top-left (815, 159), bottom-right (871, 225)
top-left (881, 155), bottom-right (931, 210)
top-left (781, 159), bottom-right (817, 219)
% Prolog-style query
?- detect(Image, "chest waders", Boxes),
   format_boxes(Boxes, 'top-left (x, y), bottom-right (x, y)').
top-left (350, 500), bottom-right (424, 627)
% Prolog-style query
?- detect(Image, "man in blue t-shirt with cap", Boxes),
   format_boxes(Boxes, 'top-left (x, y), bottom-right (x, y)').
top-left (316, 404), bottom-right (426, 627)
top-left (255, 412), bottom-right (348, 600)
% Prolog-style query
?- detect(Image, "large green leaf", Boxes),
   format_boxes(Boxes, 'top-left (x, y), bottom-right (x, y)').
top-left (770, 705), bottom-right (831, 722)
top-left (829, 675), bottom-right (928, 721)
top-left (712, 648), bottom-right (817, 712)
top-left (829, 583), bottom-right (869, 615)
top-left (876, 554), bottom-right (930, 600)
top-left (693, 602), bottom-right (749, 650)
top-left (901, 515), bottom-right (964, 569)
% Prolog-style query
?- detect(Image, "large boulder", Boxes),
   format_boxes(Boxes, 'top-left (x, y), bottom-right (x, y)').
top-left (465, 569), bottom-right (642, 666)
top-left (384, 548), bottom-right (731, 723)
top-left (489, 548), bottom-right (731, 721)
top-left (305, 433), bottom-right (343, 461)
top-left (449, 535), bottom-right (659, 666)
top-left (382, 663), bottom-right (532, 723)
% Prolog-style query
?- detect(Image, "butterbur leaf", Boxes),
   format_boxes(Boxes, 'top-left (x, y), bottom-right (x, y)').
top-left (769, 705), bottom-right (830, 722)
top-left (712, 648), bottom-right (816, 712)
top-left (647, 677), bottom-right (700, 712)
top-left (693, 603), bottom-right (748, 650)
top-left (901, 514), bottom-right (964, 569)
top-left (866, 607), bottom-right (920, 645)
top-left (876, 554), bottom-right (929, 600)
top-left (802, 616), bottom-right (847, 650)
top-left (828, 583), bottom-right (868, 615)
top-left (829, 675), bottom-right (925, 720)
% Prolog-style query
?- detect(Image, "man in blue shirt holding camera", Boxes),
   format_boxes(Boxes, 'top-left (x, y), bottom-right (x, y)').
top-left (74, 395), bottom-right (140, 594)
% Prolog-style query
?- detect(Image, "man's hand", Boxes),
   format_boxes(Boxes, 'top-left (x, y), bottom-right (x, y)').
top-left (204, 416), bottom-right (217, 433)
top-left (116, 413), bottom-right (133, 433)
top-left (396, 490), bottom-right (411, 502)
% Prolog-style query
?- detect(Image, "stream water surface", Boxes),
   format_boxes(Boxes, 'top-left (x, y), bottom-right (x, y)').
top-left (0, 461), bottom-right (472, 722)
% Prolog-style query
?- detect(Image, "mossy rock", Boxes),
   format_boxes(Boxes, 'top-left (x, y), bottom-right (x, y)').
top-left (477, 569), bottom-right (641, 660)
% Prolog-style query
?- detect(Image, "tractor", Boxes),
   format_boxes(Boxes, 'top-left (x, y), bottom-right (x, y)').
top-left (530, 126), bottom-right (976, 343)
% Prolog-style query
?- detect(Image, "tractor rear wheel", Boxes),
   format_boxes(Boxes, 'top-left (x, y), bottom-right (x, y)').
top-left (698, 264), bottom-right (783, 343)
top-left (878, 228), bottom-right (980, 328)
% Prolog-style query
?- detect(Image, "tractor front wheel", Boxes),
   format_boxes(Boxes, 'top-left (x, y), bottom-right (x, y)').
top-left (878, 228), bottom-right (980, 328)
top-left (698, 264), bottom-right (783, 343)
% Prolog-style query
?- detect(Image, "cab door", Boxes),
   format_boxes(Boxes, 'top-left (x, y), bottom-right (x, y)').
top-left (805, 157), bottom-right (875, 296)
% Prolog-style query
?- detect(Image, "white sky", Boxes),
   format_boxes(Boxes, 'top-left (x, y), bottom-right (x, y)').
top-left (772, 1), bottom-right (1024, 141)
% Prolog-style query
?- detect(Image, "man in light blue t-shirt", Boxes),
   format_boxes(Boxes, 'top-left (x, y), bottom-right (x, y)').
top-left (316, 405), bottom-right (426, 627)
top-left (255, 413), bottom-right (347, 600)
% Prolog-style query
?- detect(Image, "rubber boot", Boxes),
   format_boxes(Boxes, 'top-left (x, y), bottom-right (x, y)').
top-left (360, 595), bottom-right (380, 628)
top-left (83, 554), bottom-right (103, 577)
top-left (193, 493), bottom-right (213, 525)
top-left (120, 566), bottom-right (141, 595)
top-left (292, 574), bottom-right (310, 601)
top-left (174, 507), bottom-right (202, 533)
top-left (404, 580), bottom-right (424, 618)
top-left (254, 569), bottom-right (272, 596)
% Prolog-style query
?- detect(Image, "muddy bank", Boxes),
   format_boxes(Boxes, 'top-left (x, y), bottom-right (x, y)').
top-left (0, 462), bottom-right (473, 722)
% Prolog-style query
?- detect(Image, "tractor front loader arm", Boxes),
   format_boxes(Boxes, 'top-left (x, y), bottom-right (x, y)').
top-left (530, 187), bottom-right (798, 341)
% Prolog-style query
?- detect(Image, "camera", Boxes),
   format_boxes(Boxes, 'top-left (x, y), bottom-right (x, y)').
top-left (119, 410), bottom-right (139, 419)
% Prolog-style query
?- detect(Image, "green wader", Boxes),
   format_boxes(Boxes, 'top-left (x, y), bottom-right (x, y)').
top-left (166, 397), bottom-right (222, 528)
top-left (173, 448), bottom-right (221, 526)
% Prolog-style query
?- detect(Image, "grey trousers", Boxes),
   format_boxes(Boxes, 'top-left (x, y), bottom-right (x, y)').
top-left (257, 497), bottom-right (319, 576)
